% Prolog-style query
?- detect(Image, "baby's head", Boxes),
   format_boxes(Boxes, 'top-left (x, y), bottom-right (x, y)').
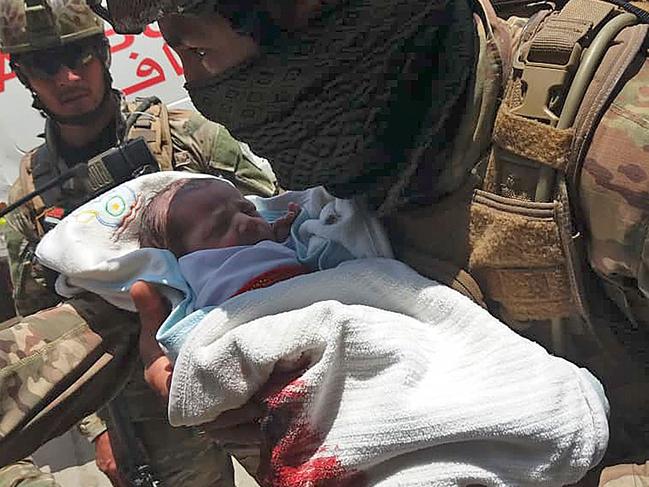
top-left (139, 178), bottom-right (274, 257)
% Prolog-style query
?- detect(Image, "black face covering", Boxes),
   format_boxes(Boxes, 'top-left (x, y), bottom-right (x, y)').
top-left (186, 0), bottom-right (475, 209)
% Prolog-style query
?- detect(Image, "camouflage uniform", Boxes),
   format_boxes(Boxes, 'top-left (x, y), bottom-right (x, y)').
top-left (600, 461), bottom-right (649, 487)
top-left (1, 0), bottom-right (648, 486)
top-left (0, 459), bottom-right (57, 487)
top-left (385, 0), bottom-right (649, 483)
top-left (0, 89), bottom-right (275, 486)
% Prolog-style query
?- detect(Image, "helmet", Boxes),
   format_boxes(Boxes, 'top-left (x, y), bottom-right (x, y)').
top-left (88, 0), bottom-right (206, 34)
top-left (0, 0), bottom-right (104, 54)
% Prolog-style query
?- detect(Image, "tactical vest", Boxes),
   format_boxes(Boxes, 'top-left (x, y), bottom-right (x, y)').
top-left (385, 0), bottom-right (649, 345)
top-left (15, 97), bottom-right (175, 239)
top-left (470, 0), bottom-right (648, 328)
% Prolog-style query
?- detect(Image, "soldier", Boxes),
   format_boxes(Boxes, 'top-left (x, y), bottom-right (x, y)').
top-left (0, 0), bottom-right (275, 485)
top-left (100, 1), bottom-right (649, 482)
top-left (1, 0), bottom-right (649, 485)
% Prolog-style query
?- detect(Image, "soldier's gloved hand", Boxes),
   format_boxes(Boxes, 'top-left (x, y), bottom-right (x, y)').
top-left (94, 430), bottom-right (128, 487)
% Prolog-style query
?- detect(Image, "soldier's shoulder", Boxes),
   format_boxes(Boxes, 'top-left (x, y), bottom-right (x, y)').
top-left (580, 56), bottom-right (649, 233)
top-left (167, 107), bottom-right (224, 134)
top-left (578, 54), bottom-right (649, 317)
top-left (166, 108), bottom-right (239, 152)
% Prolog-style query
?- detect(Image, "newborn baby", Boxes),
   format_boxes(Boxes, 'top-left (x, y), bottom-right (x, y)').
top-left (36, 171), bottom-right (394, 403)
top-left (139, 178), bottom-right (308, 309)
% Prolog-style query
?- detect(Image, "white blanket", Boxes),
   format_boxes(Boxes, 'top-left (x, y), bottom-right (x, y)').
top-left (171, 259), bottom-right (609, 486)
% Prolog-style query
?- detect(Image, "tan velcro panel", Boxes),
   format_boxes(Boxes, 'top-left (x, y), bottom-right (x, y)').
top-left (469, 190), bottom-right (575, 321)
top-left (480, 268), bottom-right (574, 320)
top-left (493, 106), bottom-right (574, 172)
top-left (630, 0), bottom-right (649, 13)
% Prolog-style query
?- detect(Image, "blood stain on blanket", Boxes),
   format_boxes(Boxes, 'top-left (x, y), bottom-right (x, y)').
top-left (258, 374), bottom-right (366, 487)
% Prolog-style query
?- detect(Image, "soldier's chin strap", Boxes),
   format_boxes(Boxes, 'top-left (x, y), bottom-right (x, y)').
top-left (0, 137), bottom-right (159, 219)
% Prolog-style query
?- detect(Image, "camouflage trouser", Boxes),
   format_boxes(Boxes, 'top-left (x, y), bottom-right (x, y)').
top-left (0, 426), bottom-right (236, 487)
top-left (600, 462), bottom-right (649, 486)
top-left (0, 296), bottom-right (257, 485)
top-left (0, 295), bottom-right (137, 467)
top-left (130, 419), bottom-right (235, 487)
top-left (0, 459), bottom-right (57, 487)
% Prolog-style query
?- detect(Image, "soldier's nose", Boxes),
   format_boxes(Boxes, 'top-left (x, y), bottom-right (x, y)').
top-left (54, 66), bottom-right (83, 84)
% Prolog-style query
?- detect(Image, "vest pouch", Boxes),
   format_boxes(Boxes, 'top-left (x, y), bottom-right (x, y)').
top-left (384, 175), bottom-right (486, 306)
top-left (469, 189), bottom-right (578, 321)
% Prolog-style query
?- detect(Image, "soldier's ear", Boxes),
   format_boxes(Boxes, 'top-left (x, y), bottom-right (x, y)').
top-left (98, 36), bottom-right (112, 70)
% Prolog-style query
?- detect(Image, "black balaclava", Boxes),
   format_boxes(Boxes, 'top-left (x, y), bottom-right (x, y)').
top-left (186, 0), bottom-right (475, 210)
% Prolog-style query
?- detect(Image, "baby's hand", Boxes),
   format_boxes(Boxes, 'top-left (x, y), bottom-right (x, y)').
top-left (271, 202), bottom-right (300, 242)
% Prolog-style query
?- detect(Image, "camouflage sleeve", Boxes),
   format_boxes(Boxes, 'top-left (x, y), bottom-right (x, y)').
top-left (167, 110), bottom-right (278, 197)
top-left (5, 181), bottom-right (59, 317)
top-left (0, 458), bottom-right (60, 486)
top-left (77, 412), bottom-right (107, 443)
top-left (0, 293), bottom-right (139, 467)
top-left (579, 54), bottom-right (649, 328)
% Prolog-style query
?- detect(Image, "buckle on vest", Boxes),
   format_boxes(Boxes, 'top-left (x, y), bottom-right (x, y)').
top-left (511, 43), bottom-right (582, 125)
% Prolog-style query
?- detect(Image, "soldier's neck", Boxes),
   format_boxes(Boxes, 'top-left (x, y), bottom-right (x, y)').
top-left (56, 96), bottom-right (118, 149)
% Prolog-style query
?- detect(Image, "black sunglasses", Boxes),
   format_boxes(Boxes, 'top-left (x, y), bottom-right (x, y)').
top-left (13, 41), bottom-right (104, 79)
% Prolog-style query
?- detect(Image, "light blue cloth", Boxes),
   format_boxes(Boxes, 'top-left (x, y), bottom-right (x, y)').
top-left (291, 210), bottom-right (354, 271)
top-left (157, 241), bottom-right (300, 359)
top-left (257, 204), bottom-right (354, 269)
top-left (180, 240), bottom-right (301, 310)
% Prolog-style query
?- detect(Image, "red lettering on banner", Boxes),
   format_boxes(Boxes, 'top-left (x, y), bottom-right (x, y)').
top-left (143, 25), bottom-right (163, 38)
top-left (122, 52), bottom-right (166, 95)
top-left (105, 28), bottom-right (135, 54)
top-left (0, 52), bottom-right (17, 93)
top-left (106, 24), bottom-right (185, 95)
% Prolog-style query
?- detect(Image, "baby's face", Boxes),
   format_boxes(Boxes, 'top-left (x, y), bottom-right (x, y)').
top-left (168, 180), bottom-right (274, 254)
